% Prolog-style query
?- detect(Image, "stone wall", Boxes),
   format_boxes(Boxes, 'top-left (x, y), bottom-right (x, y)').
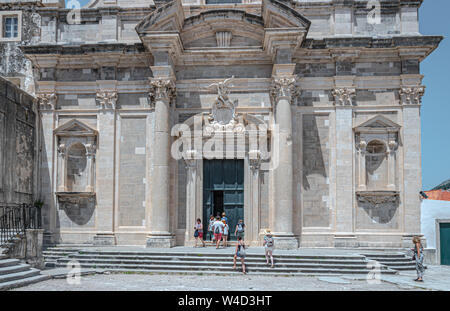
top-left (0, 2), bottom-right (41, 93)
top-left (0, 76), bottom-right (37, 206)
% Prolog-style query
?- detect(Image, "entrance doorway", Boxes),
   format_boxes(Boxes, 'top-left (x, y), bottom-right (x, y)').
top-left (203, 159), bottom-right (244, 241)
top-left (440, 222), bottom-right (450, 265)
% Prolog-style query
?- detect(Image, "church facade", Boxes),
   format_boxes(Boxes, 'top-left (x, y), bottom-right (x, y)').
top-left (14, 0), bottom-right (441, 248)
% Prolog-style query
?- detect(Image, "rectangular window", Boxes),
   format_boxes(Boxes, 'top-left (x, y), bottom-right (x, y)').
top-left (3, 16), bottom-right (18, 38)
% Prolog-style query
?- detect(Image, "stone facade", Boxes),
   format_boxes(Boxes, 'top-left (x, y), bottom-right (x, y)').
top-left (7, 0), bottom-right (443, 248)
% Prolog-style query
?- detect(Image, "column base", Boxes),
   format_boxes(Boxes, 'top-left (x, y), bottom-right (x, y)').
top-left (401, 234), bottom-right (426, 248)
top-left (272, 233), bottom-right (298, 250)
top-left (334, 234), bottom-right (357, 248)
top-left (93, 233), bottom-right (116, 246)
top-left (146, 233), bottom-right (175, 248)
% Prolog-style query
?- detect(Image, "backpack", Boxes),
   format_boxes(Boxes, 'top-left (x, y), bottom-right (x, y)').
top-left (237, 223), bottom-right (245, 232)
top-left (266, 236), bottom-right (274, 247)
top-left (214, 223), bottom-right (221, 234)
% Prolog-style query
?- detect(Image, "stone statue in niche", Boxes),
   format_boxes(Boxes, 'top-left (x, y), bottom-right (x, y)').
top-left (204, 76), bottom-right (245, 135)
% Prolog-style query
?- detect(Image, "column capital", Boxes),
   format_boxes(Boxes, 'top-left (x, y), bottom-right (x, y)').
top-left (37, 93), bottom-right (57, 111)
top-left (183, 150), bottom-right (198, 170)
top-left (399, 86), bottom-right (425, 105)
top-left (249, 150), bottom-right (262, 172)
top-left (332, 88), bottom-right (356, 106)
top-left (270, 76), bottom-right (299, 105)
top-left (96, 91), bottom-right (118, 110)
top-left (149, 77), bottom-right (176, 104)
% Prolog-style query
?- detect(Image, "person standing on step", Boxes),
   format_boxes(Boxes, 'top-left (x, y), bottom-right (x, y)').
top-left (235, 219), bottom-right (245, 240)
top-left (208, 215), bottom-right (215, 242)
top-left (213, 216), bottom-right (225, 249)
top-left (222, 220), bottom-right (229, 248)
top-left (194, 218), bottom-right (205, 248)
top-left (232, 236), bottom-right (246, 274)
top-left (412, 236), bottom-right (425, 282)
top-left (263, 229), bottom-right (274, 268)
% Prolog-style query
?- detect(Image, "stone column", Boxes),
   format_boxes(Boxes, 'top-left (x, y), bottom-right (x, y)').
top-left (184, 150), bottom-right (197, 246)
top-left (248, 150), bottom-right (261, 245)
top-left (387, 139), bottom-right (398, 190)
top-left (270, 75), bottom-right (298, 249)
top-left (85, 143), bottom-right (96, 193)
top-left (94, 89), bottom-right (117, 246)
top-left (56, 143), bottom-right (66, 192)
top-left (399, 86), bottom-right (424, 245)
top-left (146, 78), bottom-right (176, 248)
top-left (332, 87), bottom-right (356, 246)
top-left (37, 93), bottom-right (57, 245)
top-left (357, 140), bottom-right (367, 191)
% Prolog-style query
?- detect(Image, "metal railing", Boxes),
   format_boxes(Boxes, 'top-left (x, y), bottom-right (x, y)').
top-left (0, 204), bottom-right (42, 246)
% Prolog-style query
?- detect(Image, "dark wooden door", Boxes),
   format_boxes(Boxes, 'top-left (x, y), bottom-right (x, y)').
top-left (203, 159), bottom-right (244, 240)
top-left (440, 222), bottom-right (450, 265)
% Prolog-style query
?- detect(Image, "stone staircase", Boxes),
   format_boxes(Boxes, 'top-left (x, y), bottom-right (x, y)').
top-left (0, 252), bottom-right (50, 291)
top-left (361, 253), bottom-right (417, 271)
top-left (43, 247), bottom-right (399, 276)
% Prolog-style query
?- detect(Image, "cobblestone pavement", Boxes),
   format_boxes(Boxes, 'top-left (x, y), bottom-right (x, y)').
top-left (12, 273), bottom-right (422, 291)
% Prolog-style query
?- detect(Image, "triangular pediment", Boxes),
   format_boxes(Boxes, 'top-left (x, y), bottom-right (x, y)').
top-left (54, 119), bottom-right (98, 137)
top-left (262, 0), bottom-right (311, 29)
top-left (354, 115), bottom-right (401, 133)
top-left (135, 0), bottom-right (184, 33)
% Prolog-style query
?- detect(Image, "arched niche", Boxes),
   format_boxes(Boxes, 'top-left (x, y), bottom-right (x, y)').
top-left (54, 119), bottom-right (98, 207)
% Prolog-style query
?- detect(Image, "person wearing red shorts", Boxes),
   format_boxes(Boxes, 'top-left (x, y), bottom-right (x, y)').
top-left (212, 216), bottom-right (225, 249)
top-left (194, 218), bottom-right (205, 247)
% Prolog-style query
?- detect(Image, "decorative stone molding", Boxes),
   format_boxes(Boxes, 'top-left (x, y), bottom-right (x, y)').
top-left (356, 191), bottom-right (399, 205)
top-left (96, 91), bottom-right (118, 110)
top-left (149, 78), bottom-right (176, 104)
top-left (399, 86), bottom-right (425, 105)
top-left (216, 31), bottom-right (232, 47)
top-left (204, 76), bottom-right (245, 135)
top-left (270, 76), bottom-right (298, 104)
top-left (332, 88), bottom-right (356, 106)
top-left (85, 143), bottom-right (97, 157)
top-left (183, 150), bottom-right (197, 169)
top-left (57, 143), bottom-right (66, 157)
top-left (37, 93), bottom-right (57, 111)
top-left (248, 150), bottom-right (262, 171)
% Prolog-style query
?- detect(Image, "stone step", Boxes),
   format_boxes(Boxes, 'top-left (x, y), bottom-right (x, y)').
top-left (55, 258), bottom-right (389, 271)
top-left (0, 259), bottom-right (21, 268)
top-left (0, 268), bottom-right (41, 284)
top-left (0, 264), bottom-right (31, 276)
top-left (0, 274), bottom-right (50, 291)
top-left (72, 251), bottom-right (364, 260)
top-left (51, 262), bottom-right (397, 275)
top-left (64, 254), bottom-right (369, 264)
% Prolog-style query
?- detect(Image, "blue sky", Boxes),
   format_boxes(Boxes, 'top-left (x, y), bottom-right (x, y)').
top-left (66, 0), bottom-right (449, 190)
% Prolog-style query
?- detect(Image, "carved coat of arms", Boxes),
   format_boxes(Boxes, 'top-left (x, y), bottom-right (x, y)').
top-left (204, 76), bottom-right (245, 135)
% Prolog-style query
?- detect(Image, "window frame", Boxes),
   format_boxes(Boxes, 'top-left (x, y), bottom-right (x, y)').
top-left (0, 11), bottom-right (22, 42)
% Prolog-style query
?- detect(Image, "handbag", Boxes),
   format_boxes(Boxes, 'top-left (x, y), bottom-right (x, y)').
top-left (194, 229), bottom-right (199, 238)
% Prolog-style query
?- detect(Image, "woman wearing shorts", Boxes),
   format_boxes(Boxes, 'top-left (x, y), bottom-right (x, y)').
top-left (194, 218), bottom-right (205, 247)
top-left (233, 236), bottom-right (246, 274)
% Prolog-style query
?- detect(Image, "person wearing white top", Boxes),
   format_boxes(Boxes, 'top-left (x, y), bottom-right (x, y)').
top-left (222, 221), bottom-right (229, 248)
top-left (212, 217), bottom-right (225, 249)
